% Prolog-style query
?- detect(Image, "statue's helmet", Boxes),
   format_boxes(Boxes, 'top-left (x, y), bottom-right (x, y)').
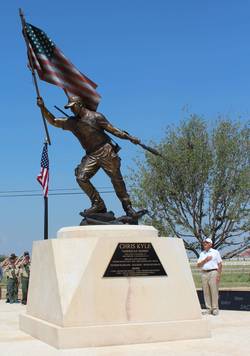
top-left (64, 95), bottom-right (84, 109)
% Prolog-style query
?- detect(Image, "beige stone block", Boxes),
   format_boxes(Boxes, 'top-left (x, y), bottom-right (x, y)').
top-left (20, 313), bottom-right (210, 349)
top-left (57, 225), bottom-right (158, 239)
top-left (20, 225), bottom-right (210, 348)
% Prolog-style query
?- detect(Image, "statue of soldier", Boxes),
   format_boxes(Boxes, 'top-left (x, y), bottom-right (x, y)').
top-left (37, 96), bottom-right (140, 218)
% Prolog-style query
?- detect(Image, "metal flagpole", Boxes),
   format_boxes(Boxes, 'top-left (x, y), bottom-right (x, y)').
top-left (42, 139), bottom-right (49, 240)
top-left (20, 9), bottom-right (51, 239)
top-left (19, 8), bottom-right (51, 145)
top-left (44, 139), bottom-right (49, 240)
top-left (44, 195), bottom-right (48, 240)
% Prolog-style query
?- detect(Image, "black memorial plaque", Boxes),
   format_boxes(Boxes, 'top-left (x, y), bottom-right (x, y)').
top-left (103, 242), bottom-right (167, 277)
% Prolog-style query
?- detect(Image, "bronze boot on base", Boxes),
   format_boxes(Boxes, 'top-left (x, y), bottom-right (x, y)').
top-left (122, 202), bottom-right (138, 219)
top-left (83, 199), bottom-right (107, 216)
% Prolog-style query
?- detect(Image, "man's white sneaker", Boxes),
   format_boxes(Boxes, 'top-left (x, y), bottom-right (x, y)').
top-left (212, 309), bottom-right (219, 316)
top-left (202, 309), bottom-right (212, 315)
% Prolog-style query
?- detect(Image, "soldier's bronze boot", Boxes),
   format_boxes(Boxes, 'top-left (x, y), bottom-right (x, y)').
top-left (123, 204), bottom-right (138, 218)
top-left (83, 199), bottom-right (107, 216)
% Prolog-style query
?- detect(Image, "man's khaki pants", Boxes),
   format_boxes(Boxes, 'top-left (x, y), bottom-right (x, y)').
top-left (201, 270), bottom-right (219, 311)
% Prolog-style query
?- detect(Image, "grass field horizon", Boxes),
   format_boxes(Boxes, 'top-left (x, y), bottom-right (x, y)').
top-left (1, 261), bottom-right (250, 290)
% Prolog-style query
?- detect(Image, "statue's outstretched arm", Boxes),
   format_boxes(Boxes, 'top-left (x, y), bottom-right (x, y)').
top-left (97, 114), bottom-right (140, 144)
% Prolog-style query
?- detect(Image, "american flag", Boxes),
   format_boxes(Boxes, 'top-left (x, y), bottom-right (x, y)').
top-left (24, 23), bottom-right (101, 111)
top-left (37, 143), bottom-right (49, 198)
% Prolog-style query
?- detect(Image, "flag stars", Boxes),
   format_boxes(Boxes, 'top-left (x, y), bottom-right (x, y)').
top-left (26, 24), bottom-right (55, 57)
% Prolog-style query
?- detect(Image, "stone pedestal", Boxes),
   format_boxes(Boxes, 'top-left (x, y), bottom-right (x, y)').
top-left (19, 225), bottom-right (210, 348)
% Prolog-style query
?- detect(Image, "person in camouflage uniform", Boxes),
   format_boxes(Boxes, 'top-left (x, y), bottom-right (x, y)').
top-left (18, 251), bottom-right (31, 305)
top-left (0, 264), bottom-right (3, 300)
top-left (5, 255), bottom-right (19, 304)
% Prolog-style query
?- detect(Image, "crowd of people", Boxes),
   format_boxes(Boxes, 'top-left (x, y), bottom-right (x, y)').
top-left (0, 251), bottom-right (31, 305)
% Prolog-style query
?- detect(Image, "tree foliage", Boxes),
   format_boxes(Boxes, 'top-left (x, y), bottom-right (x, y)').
top-left (129, 116), bottom-right (250, 258)
top-left (0, 255), bottom-right (8, 263)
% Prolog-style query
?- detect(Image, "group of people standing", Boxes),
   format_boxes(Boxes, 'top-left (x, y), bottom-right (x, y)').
top-left (0, 252), bottom-right (31, 305)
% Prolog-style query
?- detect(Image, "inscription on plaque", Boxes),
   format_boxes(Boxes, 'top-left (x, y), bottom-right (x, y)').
top-left (103, 242), bottom-right (167, 277)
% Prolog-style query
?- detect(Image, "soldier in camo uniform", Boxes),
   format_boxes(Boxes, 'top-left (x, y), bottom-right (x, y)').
top-left (18, 251), bottom-right (31, 305)
top-left (5, 255), bottom-right (19, 304)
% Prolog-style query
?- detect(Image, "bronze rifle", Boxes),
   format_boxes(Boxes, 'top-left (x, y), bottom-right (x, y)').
top-left (54, 106), bottom-right (162, 157)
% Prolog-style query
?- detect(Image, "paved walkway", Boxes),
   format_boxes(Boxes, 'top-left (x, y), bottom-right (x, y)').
top-left (0, 300), bottom-right (250, 356)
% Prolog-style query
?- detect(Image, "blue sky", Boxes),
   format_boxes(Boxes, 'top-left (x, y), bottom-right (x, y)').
top-left (1, 0), bottom-right (250, 255)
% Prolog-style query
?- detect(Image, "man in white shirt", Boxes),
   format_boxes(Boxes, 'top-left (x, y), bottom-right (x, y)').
top-left (197, 238), bottom-right (222, 315)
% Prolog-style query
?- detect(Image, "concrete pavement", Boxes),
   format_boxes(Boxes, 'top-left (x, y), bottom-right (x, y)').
top-left (0, 300), bottom-right (250, 356)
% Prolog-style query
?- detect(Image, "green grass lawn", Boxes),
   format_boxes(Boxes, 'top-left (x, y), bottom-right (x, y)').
top-left (1, 265), bottom-right (250, 290)
top-left (191, 263), bottom-right (250, 288)
top-left (192, 272), bottom-right (250, 288)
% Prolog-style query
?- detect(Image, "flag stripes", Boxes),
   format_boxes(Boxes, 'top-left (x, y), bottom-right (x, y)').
top-left (25, 23), bottom-right (101, 111)
top-left (37, 143), bottom-right (49, 198)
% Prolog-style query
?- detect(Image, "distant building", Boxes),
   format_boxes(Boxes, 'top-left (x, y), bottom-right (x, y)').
top-left (238, 249), bottom-right (250, 258)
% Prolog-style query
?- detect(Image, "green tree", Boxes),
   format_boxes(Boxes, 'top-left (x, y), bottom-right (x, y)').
top-left (0, 255), bottom-right (8, 263)
top-left (130, 116), bottom-right (250, 258)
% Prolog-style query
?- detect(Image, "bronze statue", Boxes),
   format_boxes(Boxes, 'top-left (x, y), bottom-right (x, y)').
top-left (37, 96), bottom-right (143, 221)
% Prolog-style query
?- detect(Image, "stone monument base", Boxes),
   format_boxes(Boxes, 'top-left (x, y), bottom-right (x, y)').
top-left (20, 225), bottom-right (210, 349)
top-left (20, 314), bottom-right (208, 349)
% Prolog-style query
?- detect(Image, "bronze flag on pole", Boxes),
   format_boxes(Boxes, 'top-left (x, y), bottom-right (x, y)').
top-left (24, 23), bottom-right (101, 111)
